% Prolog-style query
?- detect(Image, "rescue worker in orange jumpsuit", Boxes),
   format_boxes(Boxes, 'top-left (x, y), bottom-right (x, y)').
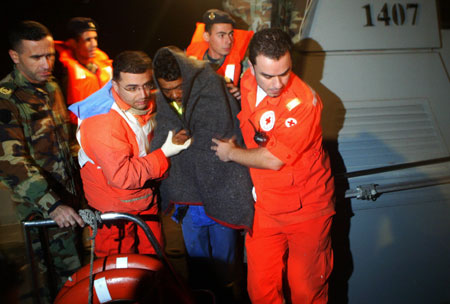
top-left (69, 51), bottom-right (191, 257)
top-left (55, 17), bottom-right (112, 125)
top-left (212, 28), bottom-right (335, 303)
top-left (186, 9), bottom-right (253, 100)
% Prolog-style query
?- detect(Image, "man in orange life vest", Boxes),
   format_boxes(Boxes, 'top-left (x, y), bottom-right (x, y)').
top-left (212, 29), bottom-right (335, 303)
top-left (69, 51), bottom-right (191, 257)
top-left (55, 17), bottom-right (112, 125)
top-left (186, 9), bottom-right (253, 100)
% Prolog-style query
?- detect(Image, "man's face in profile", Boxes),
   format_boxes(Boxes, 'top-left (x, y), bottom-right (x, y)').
top-left (203, 23), bottom-right (234, 60)
top-left (74, 30), bottom-right (98, 61)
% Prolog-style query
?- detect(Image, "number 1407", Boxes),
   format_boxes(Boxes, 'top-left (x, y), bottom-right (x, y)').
top-left (363, 3), bottom-right (419, 26)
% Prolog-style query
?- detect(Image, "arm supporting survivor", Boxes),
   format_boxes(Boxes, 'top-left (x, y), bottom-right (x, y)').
top-left (211, 138), bottom-right (284, 170)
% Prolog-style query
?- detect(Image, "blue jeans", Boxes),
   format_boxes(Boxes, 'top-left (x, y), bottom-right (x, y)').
top-left (181, 206), bottom-right (237, 290)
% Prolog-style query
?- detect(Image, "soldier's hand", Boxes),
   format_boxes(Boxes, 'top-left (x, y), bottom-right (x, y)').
top-left (226, 83), bottom-right (241, 100)
top-left (50, 205), bottom-right (85, 228)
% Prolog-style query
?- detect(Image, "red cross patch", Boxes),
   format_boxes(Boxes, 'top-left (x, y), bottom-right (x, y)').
top-left (285, 118), bottom-right (297, 128)
top-left (260, 111), bottom-right (275, 131)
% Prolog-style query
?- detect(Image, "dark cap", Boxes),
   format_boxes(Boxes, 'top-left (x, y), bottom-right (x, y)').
top-left (66, 17), bottom-right (97, 39)
top-left (202, 9), bottom-right (235, 26)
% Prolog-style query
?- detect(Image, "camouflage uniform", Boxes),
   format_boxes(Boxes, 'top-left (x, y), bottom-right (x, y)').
top-left (0, 67), bottom-right (81, 298)
top-left (222, 0), bottom-right (308, 43)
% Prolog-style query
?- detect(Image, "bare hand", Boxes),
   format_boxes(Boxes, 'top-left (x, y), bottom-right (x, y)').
top-left (226, 83), bottom-right (241, 100)
top-left (172, 129), bottom-right (190, 145)
top-left (50, 205), bottom-right (85, 228)
top-left (211, 137), bottom-right (237, 162)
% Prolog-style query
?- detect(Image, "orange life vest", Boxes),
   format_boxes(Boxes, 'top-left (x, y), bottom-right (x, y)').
top-left (55, 41), bottom-right (113, 124)
top-left (186, 22), bottom-right (253, 86)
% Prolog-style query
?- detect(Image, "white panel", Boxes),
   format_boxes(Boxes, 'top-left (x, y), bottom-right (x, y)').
top-left (301, 0), bottom-right (440, 51)
top-left (297, 51), bottom-right (450, 150)
top-left (339, 98), bottom-right (448, 171)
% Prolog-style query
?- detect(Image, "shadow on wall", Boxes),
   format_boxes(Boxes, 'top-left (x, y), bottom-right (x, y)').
top-left (292, 38), bottom-right (450, 303)
top-left (292, 38), bottom-right (353, 304)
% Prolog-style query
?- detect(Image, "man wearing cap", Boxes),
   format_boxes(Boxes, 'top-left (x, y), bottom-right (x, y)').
top-left (55, 17), bottom-right (112, 125)
top-left (0, 20), bottom-right (84, 301)
top-left (186, 9), bottom-right (253, 100)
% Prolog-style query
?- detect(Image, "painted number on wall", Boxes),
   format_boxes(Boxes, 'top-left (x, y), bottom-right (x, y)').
top-left (363, 3), bottom-right (419, 26)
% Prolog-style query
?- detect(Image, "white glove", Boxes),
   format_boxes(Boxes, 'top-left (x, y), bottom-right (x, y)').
top-left (161, 131), bottom-right (191, 157)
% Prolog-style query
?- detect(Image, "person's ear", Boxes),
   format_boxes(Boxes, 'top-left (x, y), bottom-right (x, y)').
top-left (67, 38), bottom-right (77, 49)
top-left (9, 49), bottom-right (19, 64)
top-left (248, 60), bottom-right (255, 76)
top-left (112, 79), bottom-right (119, 93)
top-left (203, 31), bottom-right (210, 43)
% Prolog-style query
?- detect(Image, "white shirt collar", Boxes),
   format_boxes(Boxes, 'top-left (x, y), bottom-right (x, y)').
top-left (255, 85), bottom-right (267, 108)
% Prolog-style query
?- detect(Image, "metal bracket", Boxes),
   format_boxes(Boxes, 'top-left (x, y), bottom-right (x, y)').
top-left (355, 184), bottom-right (379, 201)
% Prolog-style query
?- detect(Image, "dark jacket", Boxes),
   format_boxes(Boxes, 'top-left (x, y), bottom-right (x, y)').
top-left (150, 47), bottom-right (254, 231)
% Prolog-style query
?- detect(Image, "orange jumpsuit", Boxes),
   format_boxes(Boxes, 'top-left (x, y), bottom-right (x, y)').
top-left (238, 69), bottom-right (336, 303)
top-left (55, 41), bottom-right (112, 124)
top-left (76, 86), bottom-right (168, 257)
top-left (186, 22), bottom-right (253, 86)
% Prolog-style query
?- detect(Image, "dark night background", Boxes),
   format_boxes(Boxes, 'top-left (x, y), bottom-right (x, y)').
top-left (1, 0), bottom-right (449, 78)
top-left (0, 0), bottom-right (225, 78)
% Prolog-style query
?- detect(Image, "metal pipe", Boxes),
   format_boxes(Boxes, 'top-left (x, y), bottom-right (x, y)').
top-left (345, 176), bottom-right (450, 199)
top-left (375, 176), bottom-right (450, 194)
top-left (22, 223), bottom-right (41, 304)
top-left (339, 156), bottom-right (450, 179)
top-left (23, 219), bottom-right (56, 228)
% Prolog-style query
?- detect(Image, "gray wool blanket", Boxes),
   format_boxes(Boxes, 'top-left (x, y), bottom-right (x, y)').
top-left (150, 47), bottom-right (254, 231)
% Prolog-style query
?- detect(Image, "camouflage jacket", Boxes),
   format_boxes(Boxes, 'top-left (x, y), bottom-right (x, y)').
top-left (0, 68), bottom-right (79, 219)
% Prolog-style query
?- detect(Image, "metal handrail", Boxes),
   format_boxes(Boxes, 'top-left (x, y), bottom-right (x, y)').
top-left (345, 176), bottom-right (450, 200)
top-left (22, 212), bottom-right (185, 304)
top-left (334, 156), bottom-right (450, 200)
top-left (338, 156), bottom-right (450, 179)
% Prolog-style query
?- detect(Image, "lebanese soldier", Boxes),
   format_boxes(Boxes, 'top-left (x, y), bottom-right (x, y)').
top-left (186, 9), bottom-right (253, 100)
top-left (0, 21), bottom-right (83, 302)
top-left (54, 17), bottom-right (113, 125)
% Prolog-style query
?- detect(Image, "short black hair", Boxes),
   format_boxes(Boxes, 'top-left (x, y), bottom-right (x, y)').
top-left (8, 20), bottom-right (52, 52)
top-left (66, 17), bottom-right (97, 40)
top-left (112, 51), bottom-right (152, 81)
top-left (153, 47), bottom-right (181, 81)
top-left (249, 28), bottom-right (293, 65)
